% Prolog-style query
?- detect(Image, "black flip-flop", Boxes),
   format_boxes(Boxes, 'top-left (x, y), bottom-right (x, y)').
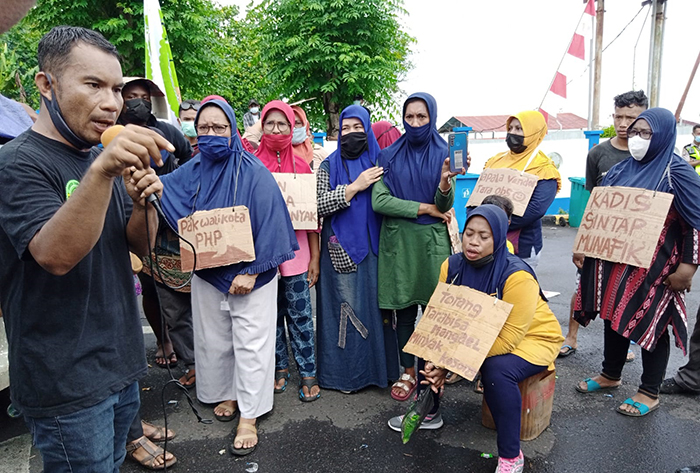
top-left (179, 369), bottom-right (196, 389)
top-left (155, 351), bottom-right (178, 369)
top-left (274, 370), bottom-right (290, 394)
top-left (558, 345), bottom-right (577, 358)
top-left (299, 377), bottom-right (321, 403)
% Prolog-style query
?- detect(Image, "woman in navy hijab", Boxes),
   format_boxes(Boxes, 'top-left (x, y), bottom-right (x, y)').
top-left (575, 108), bottom-right (700, 417)
top-left (160, 99), bottom-right (297, 456)
top-left (315, 105), bottom-right (399, 393)
top-left (372, 92), bottom-right (464, 401)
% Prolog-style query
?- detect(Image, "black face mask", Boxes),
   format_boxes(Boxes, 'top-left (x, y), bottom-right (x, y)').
top-left (462, 252), bottom-right (494, 268)
top-left (123, 98), bottom-right (152, 124)
top-left (41, 74), bottom-right (94, 150)
top-left (506, 133), bottom-right (527, 154)
top-left (340, 132), bottom-right (368, 160)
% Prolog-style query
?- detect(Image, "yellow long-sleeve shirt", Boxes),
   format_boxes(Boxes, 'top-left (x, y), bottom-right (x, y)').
top-left (439, 259), bottom-right (563, 369)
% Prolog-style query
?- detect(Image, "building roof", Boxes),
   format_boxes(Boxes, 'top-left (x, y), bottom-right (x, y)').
top-left (438, 113), bottom-right (588, 134)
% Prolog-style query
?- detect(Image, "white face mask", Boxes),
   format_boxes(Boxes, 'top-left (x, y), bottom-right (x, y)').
top-left (249, 107), bottom-right (259, 114)
top-left (629, 135), bottom-right (651, 161)
top-left (291, 126), bottom-right (307, 144)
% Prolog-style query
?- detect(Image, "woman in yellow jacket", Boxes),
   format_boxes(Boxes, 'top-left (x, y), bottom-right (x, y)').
top-left (393, 204), bottom-right (563, 473)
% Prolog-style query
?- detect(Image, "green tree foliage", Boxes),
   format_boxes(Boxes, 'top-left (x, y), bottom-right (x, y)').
top-left (601, 124), bottom-right (617, 138)
top-left (254, 0), bottom-right (414, 136)
top-left (0, 0), bottom-right (278, 123)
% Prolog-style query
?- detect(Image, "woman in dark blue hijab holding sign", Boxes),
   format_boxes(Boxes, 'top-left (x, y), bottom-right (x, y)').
top-left (160, 98), bottom-right (297, 456)
top-left (575, 108), bottom-right (700, 418)
top-left (372, 92), bottom-right (462, 401)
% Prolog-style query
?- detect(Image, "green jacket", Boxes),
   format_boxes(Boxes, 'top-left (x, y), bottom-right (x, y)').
top-left (372, 177), bottom-right (454, 309)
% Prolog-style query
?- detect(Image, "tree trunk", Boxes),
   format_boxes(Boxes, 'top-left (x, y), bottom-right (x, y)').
top-left (323, 91), bottom-right (340, 140)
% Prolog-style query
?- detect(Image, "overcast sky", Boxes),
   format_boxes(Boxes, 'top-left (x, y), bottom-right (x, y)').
top-left (219, 0), bottom-right (700, 128)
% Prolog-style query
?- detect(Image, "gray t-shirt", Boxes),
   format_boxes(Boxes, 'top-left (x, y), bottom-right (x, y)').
top-left (585, 139), bottom-right (631, 191)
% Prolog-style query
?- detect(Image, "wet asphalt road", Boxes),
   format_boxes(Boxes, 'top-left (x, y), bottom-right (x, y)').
top-left (1, 224), bottom-right (700, 473)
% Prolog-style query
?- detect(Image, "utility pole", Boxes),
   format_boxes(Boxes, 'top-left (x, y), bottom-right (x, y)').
top-left (647, 0), bottom-right (667, 107)
top-left (591, 0), bottom-right (604, 129)
top-left (675, 49), bottom-right (700, 123)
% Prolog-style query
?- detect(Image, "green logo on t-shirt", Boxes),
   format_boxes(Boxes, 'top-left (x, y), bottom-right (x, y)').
top-left (65, 179), bottom-right (80, 200)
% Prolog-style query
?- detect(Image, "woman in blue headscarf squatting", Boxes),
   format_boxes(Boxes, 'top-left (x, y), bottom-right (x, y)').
top-left (372, 92), bottom-right (464, 401)
top-left (575, 108), bottom-right (700, 417)
top-left (315, 104), bottom-right (400, 393)
top-left (159, 99), bottom-right (298, 456)
top-left (393, 205), bottom-right (563, 473)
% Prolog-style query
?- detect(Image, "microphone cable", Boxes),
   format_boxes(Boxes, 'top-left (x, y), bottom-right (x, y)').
top-left (142, 193), bottom-right (212, 472)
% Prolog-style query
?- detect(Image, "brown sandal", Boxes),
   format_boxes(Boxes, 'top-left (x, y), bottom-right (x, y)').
top-left (141, 420), bottom-right (176, 443)
top-left (126, 436), bottom-right (177, 470)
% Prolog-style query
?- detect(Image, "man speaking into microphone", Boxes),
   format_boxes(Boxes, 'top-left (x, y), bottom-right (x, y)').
top-left (0, 26), bottom-right (172, 472)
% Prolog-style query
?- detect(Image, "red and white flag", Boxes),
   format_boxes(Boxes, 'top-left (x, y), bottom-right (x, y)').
top-left (539, 0), bottom-right (596, 123)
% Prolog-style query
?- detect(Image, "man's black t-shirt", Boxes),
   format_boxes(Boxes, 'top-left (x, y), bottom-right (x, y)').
top-left (585, 139), bottom-right (631, 191)
top-left (0, 130), bottom-right (147, 417)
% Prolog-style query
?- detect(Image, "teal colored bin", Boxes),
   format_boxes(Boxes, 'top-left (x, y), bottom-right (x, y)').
top-left (453, 173), bottom-right (480, 232)
top-left (568, 177), bottom-right (590, 228)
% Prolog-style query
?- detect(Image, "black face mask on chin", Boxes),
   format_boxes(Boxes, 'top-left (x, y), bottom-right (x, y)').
top-left (340, 132), bottom-right (368, 160)
top-left (123, 98), bottom-right (152, 125)
top-left (462, 252), bottom-right (494, 268)
top-left (41, 73), bottom-right (95, 150)
top-left (506, 133), bottom-right (527, 154)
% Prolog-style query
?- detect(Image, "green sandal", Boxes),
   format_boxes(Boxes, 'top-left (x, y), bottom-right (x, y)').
top-left (616, 398), bottom-right (660, 417)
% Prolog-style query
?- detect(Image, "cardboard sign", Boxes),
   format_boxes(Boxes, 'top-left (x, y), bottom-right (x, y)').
top-left (573, 186), bottom-right (673, 269)
top-left (446, 208), bottom-right (462, 254)
top-left (178, 206), bottom-right (256, 271)
top-left (466, 168), bottom-right (539, 216)
top-left (403, 282), bottom-right (513, 381)
top-left (273, 173), bottom-right (318, 230)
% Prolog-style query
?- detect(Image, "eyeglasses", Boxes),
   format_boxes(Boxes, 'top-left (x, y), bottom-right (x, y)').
top-left (627, 129), bottom-right (653, 140)
top-left (196, 124), bottom-right (229, 135)
top-left (180, 102), bottom-right (200, 111)
top-left (263, 120), bottom-right (290, 132)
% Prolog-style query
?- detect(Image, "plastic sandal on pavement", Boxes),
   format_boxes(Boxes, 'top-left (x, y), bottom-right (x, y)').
top-left (575, 377), bottom-right (620, 394)
top-left (390, 373), bottom-right (417, 401)
top-left (230, 423), bottom-right (258, 456)
top-left (299, 377), bottom-right (321, 402)
top-left (274, 370), bottom-right (290, 394)
top-left (495, 450), bottom-right (524, 473)
top-left (616, 397), bottom-right (660, 417)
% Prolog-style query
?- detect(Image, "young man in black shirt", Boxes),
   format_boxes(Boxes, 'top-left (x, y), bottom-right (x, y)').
top-left (0, 26), bottom-right (170, 471)
top-left (559, 90), bottom-right (648, 359)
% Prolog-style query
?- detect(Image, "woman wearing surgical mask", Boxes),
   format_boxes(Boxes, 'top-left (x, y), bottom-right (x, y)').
top-left (159, 99), bottom-right (298, 456)
top-left (574, 108), bottom-right (700, 418)
top-left (480, 111), bottom-right (560, 270)
top-left (372, 92), bottom-right (463, 402)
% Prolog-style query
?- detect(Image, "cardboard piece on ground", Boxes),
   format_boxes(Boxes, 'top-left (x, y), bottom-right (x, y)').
top-left (446, 208), bottom-right (461, 254)
top-left (273, 173), bottom-right (318, 230)
top-left (403, 282), bottom-right (513, 381)
top-left (178, 206), bottom-right (256, 271)
top-left (466, 168), bottom-right (539, 216)
top-left (573, 186), bottom-right (674, 269)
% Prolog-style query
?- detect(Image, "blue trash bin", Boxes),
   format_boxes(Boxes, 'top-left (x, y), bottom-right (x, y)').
top-left (453, 173), bottom-right (480, 232)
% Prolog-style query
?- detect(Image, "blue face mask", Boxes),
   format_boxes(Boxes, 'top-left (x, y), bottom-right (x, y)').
top-left (404, 122), bottom-right (431, 147)
top-left (291, 126), bottom-right (307, 144)
top-left (197, 135), bottom-right (231, 162)
top-left (695, 135), bottom-right (700, 144)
